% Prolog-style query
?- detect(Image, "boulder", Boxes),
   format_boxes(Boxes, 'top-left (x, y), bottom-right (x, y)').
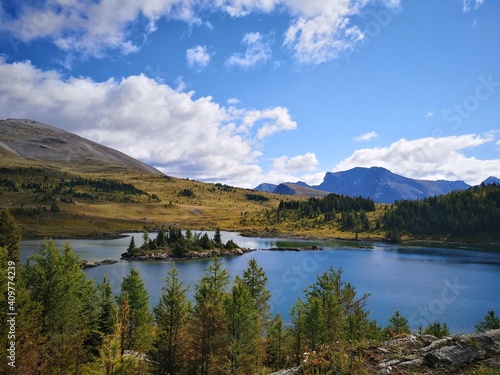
top-left (423, 344), bottom-right (485, 367)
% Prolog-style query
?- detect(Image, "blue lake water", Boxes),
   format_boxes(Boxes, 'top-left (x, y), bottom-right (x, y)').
top-left (20, 232), bottom-right (500, 333)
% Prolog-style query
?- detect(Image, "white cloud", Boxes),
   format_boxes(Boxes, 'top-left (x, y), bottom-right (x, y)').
top-left (335, 134), bottom-right (500, 185)
top-left (227, 98), bottom-right (240, 105)
top-left (0, 0), bottom-right (403, 64)
top-left (213, 0), bottom-right (278, 17)
top-left (239, 107), bottom-right (297, 139)
top-left (463, 0), bottom-right (485, 12)
top-left (425, 111), bottom-right (433, 118)
top-left (226, 32), bottom-right (272, 68)
top-left (0, 58), bottom-right (299, 187)
top-left (282, 0), bottom-right (401, 64)
top-left (284, 13), bottom-right (364, 64)
top-left (354, 131), bottom-right (378, 142)
top-left (0, 0), bottom-right (199, 57)
top-left (186, 45), bottom-right (212, 69)
top-left (273, 152), bottom-right (319, 173)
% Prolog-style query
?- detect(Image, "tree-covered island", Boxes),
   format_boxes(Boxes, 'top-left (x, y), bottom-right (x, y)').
top-left (122, 227), bottom-right (248, 261)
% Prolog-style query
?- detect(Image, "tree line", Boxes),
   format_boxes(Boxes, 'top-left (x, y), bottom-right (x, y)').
top-left (382, 183), bottom-right (500, 240)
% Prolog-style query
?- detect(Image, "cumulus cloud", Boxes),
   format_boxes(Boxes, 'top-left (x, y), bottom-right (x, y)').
top-left (226, 32), bottom-right (272, 68)
top-left (186, 45), bottom-right (212, 69)
top-left (0, 0), bottom-right (403, 64)
top-left (238, 107), bottom-right (297, 139)
top-left (0, 58), bottom-right (299, 187)
top-left (0, 0), bottom-right (199, 57)
top-left (335, 134), bottom-right (500, 185)
top-left (282, 0), bottom-right (401, 64)
top-left (354, 131), bottom-right (378, 142)
top-left (273, 152), bottom-right (319, 173)
top-left (425, 111), bottom-right (433, 118)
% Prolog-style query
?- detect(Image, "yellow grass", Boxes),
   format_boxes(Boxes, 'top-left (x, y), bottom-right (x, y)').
top-left (0, 158), bottom-right (388, 240)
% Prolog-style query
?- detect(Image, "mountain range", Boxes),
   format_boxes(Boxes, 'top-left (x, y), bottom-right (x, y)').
top-left (255, 167), bottom-right (498, 203)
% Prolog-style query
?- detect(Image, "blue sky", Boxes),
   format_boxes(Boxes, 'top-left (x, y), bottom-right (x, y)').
top-left (0, 0), bottom-right (499, 187)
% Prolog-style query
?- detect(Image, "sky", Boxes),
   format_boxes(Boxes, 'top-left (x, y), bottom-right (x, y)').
top-left (0, 0), bottom-right (499, 188)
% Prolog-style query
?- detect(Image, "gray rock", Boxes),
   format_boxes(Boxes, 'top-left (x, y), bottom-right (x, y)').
top-left (460, 329), bottom-right (500, 355)
top-left (398, 358), bottom-right (423, 367)
top-left (480, 355), bottom-right (500, 368)
top-left (268, 366), bottom-right (300, 375)
top-left (423, 344), bottom-right (485, 367)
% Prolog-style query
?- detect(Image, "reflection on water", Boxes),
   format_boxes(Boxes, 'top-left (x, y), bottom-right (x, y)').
top-left (21, 232), bottom-right (500, 333)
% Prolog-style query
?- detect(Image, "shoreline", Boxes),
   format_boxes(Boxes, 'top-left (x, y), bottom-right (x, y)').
top-left (23, 228), bottom-right (500, 252)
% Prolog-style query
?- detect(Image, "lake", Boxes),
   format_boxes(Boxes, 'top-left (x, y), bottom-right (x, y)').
top-left (20, 232), bottom-right (500, 333)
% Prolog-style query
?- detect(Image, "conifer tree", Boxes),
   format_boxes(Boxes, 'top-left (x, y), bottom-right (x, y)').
top-left (242, 258), bottom-right (271, 323)
top-left (118, 268), bottom-right (152, 355)
top-left (475, 310), bottom-right (500, 332)
top-left (155, 226), bottom-right (167, 248)
top-left (191, 257), bottom-right (230, 375)
top-left (0, 246), bottom-right (48, 374)
top-left (127, 236), bottom-right (136, 255)
top-left (96, 275), bottom-right (117, 337)
top-left (213, 227), bottom-right (222, 246)
top-left (0, 209), bottom-right (21, 262)
top-left (224, 276), bottom-right (260, 375)
top-left (26, 240), bottom-right (95, 372)
top-left (266, 313), bottom-right (287, 370)
top-left (150, 265), bottom-right (190, 375)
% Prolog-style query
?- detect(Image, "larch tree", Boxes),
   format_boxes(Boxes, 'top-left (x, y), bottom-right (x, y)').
top-left (266, 313), bottom-right (287, 371)
top-left (26, 240), bottom-right (95, 373)
top-left (191, 257), bottom-right (230, 375)
top-left (242, 258), bottom-right (271, 323)
top-left (117, 267), bottom-right (152, 357)
top-left (224, 276), bottom-right (260, 375)
top-left (150, 264), bottom-right (190, 375)
top-left (0, 209), bottom-right (21, 263)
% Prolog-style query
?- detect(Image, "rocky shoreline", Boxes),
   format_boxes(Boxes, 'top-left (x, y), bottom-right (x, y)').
top-left (120, 247), bottom-right (255, 262)
top-left (81, 259), bottom-right (119, 268)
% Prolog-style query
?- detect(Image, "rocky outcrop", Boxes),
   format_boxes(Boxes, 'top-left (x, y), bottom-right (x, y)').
top-left (372, 329), bottom-right (500, 373)
top-left (121, 248), bottom-right (254, 262)
top-left (423, 329), bottom-right (500, 368)
top-left (81, 259), bottom-right (119, 268)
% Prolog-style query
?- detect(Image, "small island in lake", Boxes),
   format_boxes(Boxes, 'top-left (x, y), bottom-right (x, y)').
top-left (121, 227), bottom-right (252, 261)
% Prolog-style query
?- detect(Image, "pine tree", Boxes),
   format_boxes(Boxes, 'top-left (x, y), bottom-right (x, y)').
top-left (191, 257), bottom-right (230, 375)
top-left (0, 209), bottom-right (21, 263)
top-left (26, 240), bottom-right (95, 372)
top-left (290, 297), bottom-right (306, 366)
top-left (155, 226), bottom-right (167, 248)
top-left (266, 313), bottom-right (287, 370)
top-left (225, 276), bottom-right (260, 375)
top-left (213, 227), bottom-right (222, 247)
top-left (142, 229), bottom-right (150, 249)
top-left (97, 275), bottom-right (117, 337)
top-left (150, 265), bottom-right (190, 375)
top-left (0, 246), bottom-right (48, 374)
top-left (242, 258), bottom-right (271, 323)
top-left (118, 268), bottom-right (152, 355)
top-left (127, 236), bottom-right (136, 255)
top-left (475, 310), bottom-right (500, 332)
top-left (386, 310), bottom-right (410, 337)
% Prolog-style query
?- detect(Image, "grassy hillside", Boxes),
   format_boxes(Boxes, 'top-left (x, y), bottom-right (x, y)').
top-left (0, 161), bottom-right (391, 240)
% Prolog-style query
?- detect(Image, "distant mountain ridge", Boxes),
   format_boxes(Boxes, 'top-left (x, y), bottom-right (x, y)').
top-left (253, 167), bottom-right (496, 203)
top-left (0, 119), bottom-right (162, 175)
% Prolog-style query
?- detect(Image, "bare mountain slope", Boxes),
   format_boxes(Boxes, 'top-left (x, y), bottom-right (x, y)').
top-left (0, 119), bottom-right (162, 175)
